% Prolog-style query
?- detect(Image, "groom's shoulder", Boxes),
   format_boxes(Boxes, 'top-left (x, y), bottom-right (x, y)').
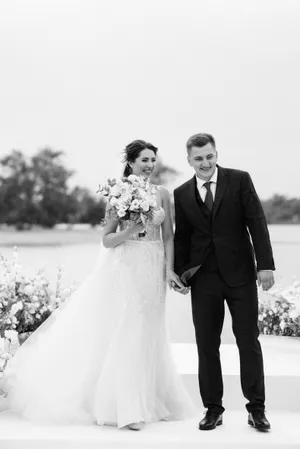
top-left (223, 166), bottom-right (249, 179)
top-left (173, 178), bottom-right (193, 196)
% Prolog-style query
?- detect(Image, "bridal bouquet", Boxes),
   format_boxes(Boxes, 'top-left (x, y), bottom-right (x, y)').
top-left (97, 175), bottom-right (157, 236)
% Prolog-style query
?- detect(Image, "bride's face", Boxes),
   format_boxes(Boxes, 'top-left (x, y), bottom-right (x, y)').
top-left (130, 149), bottom-right (156, 179)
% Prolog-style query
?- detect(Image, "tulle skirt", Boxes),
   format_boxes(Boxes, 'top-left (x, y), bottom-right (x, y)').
top-left (1, 240), bottom-right (196, 428)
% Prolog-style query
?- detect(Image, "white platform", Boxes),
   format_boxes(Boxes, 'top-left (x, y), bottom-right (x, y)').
top-left (173, 335), bottom-right (300, 411)
top-left (0, 410), bottom-right (300, 449)
top-left (0, 335), bottom-right (299, 448)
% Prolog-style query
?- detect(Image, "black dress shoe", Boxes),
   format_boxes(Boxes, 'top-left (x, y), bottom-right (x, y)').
top-left (248, 410), bottom-right (271, 431)
top-left (199, 411), bottom-right (223, 430)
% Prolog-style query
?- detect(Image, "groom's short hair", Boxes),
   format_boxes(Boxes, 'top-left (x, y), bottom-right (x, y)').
top-left (186, 133), bottom-right (216, 153)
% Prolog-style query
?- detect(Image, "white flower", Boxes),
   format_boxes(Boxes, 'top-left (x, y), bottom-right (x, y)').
top-left (110, 196), bottom-right (118, 206)
top-left (258, 315), bottom-right (263, 321)
top-left (11, 301), bottom-right (23, 315)
top-left (35, 313), bottom-right (41, 319)
top-left (4, 330), bottom-right (18, 341)
top-left (140, 200), bottom-right (150, 212)
top-left (121, 193), bottom-right (132, 204)
top-left (24, 285), bottom-right (36, 296)
top-left (117, 208), bottom-right (127, 218)
top-left (4, 330), bottom-right (18, 342)
top-left (32, 295), bottom-right (39, 302)
top-left (110, 185), bottom-right (121, 197)
top-left (127, 175), bottom-right (139, 182)
top-left (129, 199), bottom-right (141, 211)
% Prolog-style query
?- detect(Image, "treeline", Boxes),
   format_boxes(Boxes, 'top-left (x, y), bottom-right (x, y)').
top-left (262, 195), bottom-right (300, 224)
top-left (1, 148), bottom-right (299, 229)
top-left (0, 148), bottom-right (178, 230)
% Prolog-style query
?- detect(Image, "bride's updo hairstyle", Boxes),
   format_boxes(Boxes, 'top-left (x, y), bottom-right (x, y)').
top-left (122, 140), bottom-right (158, 177)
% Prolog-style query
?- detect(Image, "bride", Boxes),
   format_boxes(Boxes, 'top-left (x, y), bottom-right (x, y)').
top-left (0, 139), bottom-right (196, 430)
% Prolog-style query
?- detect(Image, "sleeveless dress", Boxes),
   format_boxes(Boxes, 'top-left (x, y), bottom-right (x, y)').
top-left (0, 207), bottom-right (196, 428)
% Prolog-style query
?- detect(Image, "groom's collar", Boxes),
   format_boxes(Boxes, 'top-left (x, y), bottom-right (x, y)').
top-left (195, 166), bottom-right (218, 190)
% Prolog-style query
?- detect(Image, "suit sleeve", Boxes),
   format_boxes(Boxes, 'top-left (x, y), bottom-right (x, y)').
top-left (241, 171), bottom-right (275, 271)
top-left (174, 189), bottom-right (191, 276)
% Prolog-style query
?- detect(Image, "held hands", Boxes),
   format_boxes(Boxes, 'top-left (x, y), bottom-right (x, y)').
top-left (167, 270), bottom-right (190, 295)
top-left (257, 270), bottom-right (275, 291)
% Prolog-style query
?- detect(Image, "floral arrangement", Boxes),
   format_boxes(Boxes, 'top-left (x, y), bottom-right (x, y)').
top-left (97, 175), bottom-right (157, 235)
top-left (258, 281), bottom-right (300, 336)
top-left (0, 248), bottom-right (75, 338)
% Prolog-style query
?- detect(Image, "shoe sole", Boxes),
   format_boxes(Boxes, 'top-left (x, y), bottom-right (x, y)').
top-left (199, 419), bottom-right (223, 431)
top-left (248, 419), bottom-right (270, 431)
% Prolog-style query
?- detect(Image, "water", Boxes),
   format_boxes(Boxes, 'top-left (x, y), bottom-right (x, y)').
top-left (0, 225), bottom-right (299, 343)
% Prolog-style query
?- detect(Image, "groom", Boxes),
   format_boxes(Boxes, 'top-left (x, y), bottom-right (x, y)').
top-left (173, 133), bottom-right (275, 432)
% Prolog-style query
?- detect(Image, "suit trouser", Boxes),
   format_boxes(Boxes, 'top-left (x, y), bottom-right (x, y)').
top-left (190, 268), bottom-right (265, 414)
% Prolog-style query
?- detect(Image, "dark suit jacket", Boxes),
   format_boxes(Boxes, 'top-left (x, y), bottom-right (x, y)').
top-left (173, 166), bottom-right (275, 287)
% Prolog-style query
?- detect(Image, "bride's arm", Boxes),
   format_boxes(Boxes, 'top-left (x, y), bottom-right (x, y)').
top-left (160, 187), bottom-right (189, 292)
top-left (102, 219), bottom-right (144, 248)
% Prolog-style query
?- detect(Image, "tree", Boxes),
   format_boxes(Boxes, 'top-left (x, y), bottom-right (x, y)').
top-left (31, 148), bottom-right (77, 227)
top-left (69, 186), bottom-right (106, 226)
top-left (0, 150), bottom-right (37, 229)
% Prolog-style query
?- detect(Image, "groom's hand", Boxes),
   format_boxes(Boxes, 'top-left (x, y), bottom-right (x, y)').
top-left (167, 270), bottom-right (190, 295)
top-left (257, 270), bottom-right (275, 291)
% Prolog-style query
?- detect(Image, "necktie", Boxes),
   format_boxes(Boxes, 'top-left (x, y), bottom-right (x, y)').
top-left (204, 181), bottom-right (213, 212)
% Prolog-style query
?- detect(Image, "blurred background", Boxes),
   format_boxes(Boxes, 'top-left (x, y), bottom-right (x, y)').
top-left (1, 0), bottom-right (300, 341)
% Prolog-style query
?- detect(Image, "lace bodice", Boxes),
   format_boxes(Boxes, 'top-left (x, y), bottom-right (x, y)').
top-left (119, 207), bottom-right (165, 242)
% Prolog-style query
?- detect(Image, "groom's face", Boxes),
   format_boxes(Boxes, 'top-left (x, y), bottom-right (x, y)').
top-left (188, 144), bottom-right (218, 181)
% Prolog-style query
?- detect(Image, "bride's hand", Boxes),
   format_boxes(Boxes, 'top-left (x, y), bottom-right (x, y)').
top-left (127, 219), bottom-right (145, 237)
top-left (167, 270), bottom-right (190, 295)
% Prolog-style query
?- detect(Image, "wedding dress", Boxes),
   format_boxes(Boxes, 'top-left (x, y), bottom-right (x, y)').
top-left (1, 207), bottom-right (195, 428)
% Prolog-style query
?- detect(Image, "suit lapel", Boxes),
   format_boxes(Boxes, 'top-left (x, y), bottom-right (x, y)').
top-left (213, 165), bottom-right (228, 219)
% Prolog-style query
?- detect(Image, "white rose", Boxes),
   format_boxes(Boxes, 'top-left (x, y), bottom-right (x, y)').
top-left (140, 200), bottom-right (150, 212)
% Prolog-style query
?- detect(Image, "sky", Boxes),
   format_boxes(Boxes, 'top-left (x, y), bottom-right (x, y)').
top-left (0, 0), bottom-right (300, 199)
